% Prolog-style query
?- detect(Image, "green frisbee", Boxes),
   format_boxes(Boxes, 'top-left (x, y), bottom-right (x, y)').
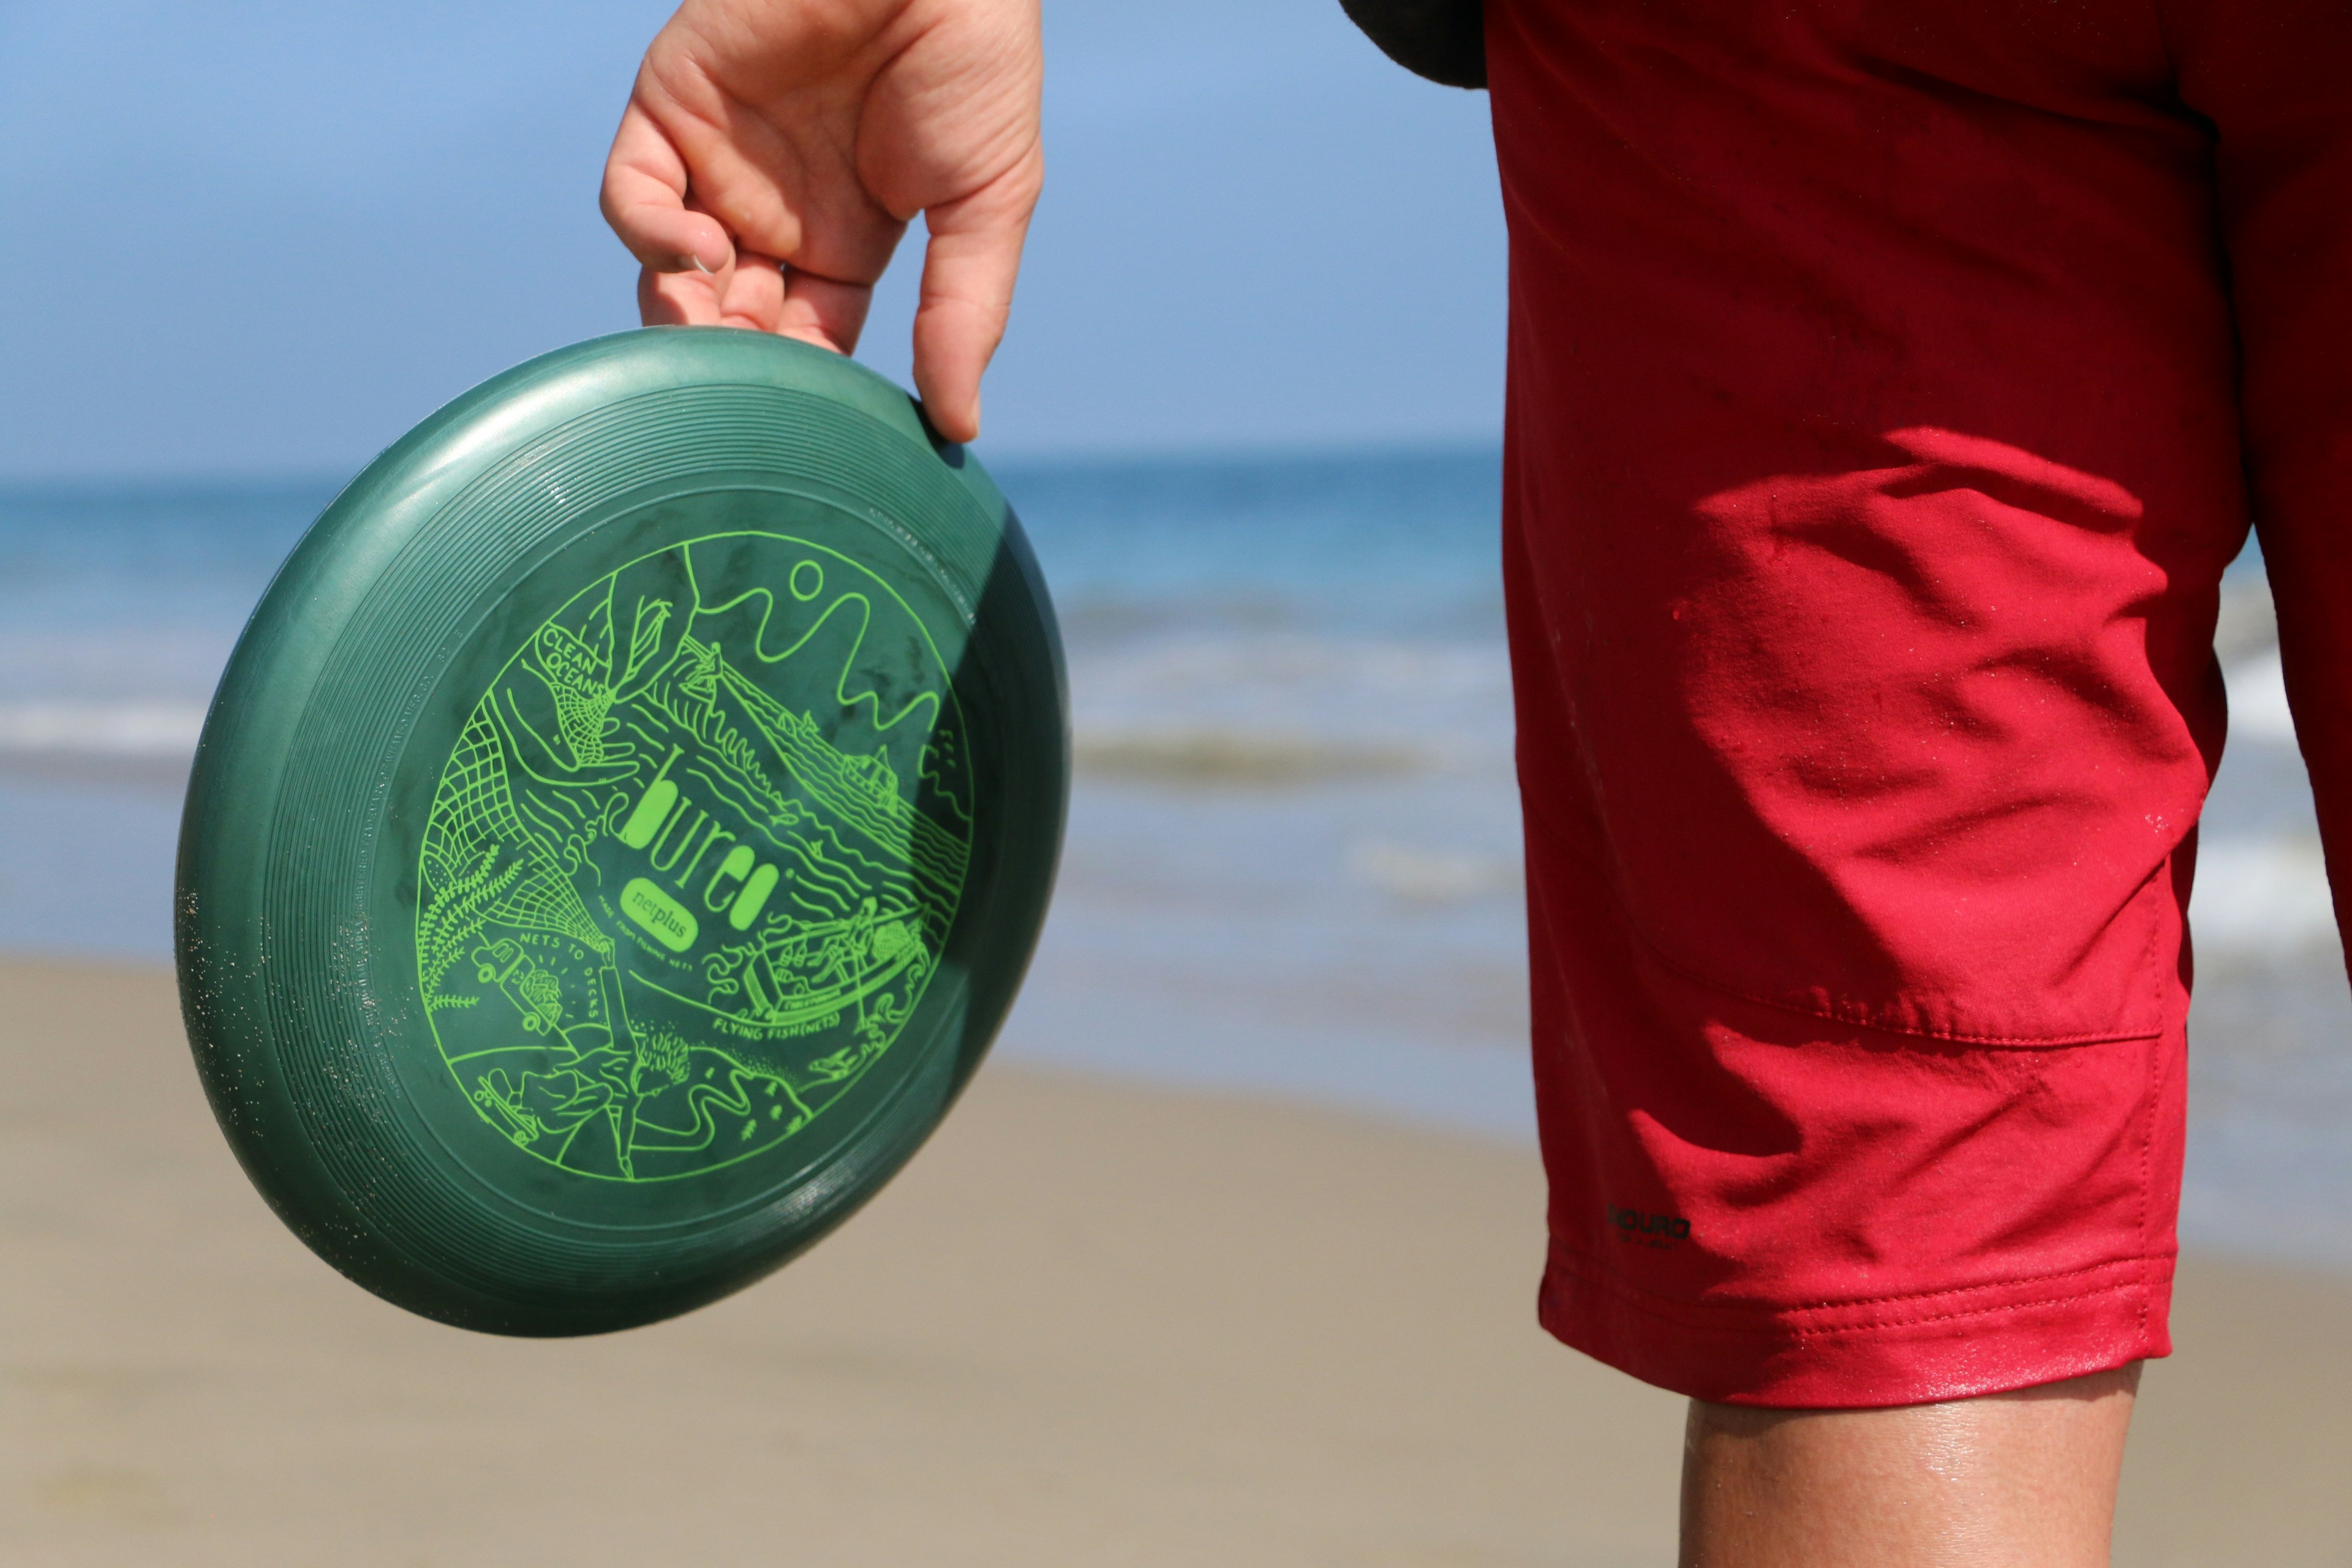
top-left (176, 329), bottom-right (1066, 1336)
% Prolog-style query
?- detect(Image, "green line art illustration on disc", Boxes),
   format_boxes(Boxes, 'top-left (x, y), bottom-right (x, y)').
top-left (414, 530), bottom-right (973, 1182)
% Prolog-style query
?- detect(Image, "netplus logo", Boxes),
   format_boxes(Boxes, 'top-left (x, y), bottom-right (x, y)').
top-left (1606, 1205), bottom-right (1691, 1248)
top-left (611, 747), bottom-right (780, 954)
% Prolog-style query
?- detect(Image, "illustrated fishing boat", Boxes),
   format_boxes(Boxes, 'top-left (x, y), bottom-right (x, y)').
top-left (726, 898), bottom-right (932, 1030)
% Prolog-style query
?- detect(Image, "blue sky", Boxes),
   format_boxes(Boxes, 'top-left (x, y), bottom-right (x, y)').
top-left (0, 1), bottom-right (1504, 478)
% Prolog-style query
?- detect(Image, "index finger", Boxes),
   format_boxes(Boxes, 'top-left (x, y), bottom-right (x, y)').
top-left (601, 100), bottom-right (734, 275)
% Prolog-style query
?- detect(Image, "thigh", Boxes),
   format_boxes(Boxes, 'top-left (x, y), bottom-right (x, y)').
top-left (1488, 0), bottom-right (2247, 1404)
top-left (1493, 0), bottom-right (2247, 1044)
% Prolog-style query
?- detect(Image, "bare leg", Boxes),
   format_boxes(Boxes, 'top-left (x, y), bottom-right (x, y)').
top-left (1679, 1363), bottom-right (2141, 1568)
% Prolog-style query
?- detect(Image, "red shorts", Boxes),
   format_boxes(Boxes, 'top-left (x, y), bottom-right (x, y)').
top-left (1493, 0), bottom-right (2352, 1406)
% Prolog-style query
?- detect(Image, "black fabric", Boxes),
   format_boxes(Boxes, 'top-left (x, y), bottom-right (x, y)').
top-left (1338, 0), bottom-right (1485, 89)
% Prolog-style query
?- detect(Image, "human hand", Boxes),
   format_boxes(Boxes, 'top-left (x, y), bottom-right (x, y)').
top-left (601, 0), bottom-right (1044, 442)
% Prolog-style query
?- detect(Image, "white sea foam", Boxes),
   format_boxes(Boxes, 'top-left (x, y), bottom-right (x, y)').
top-left (1346, 838), bottom-right (1521, 903)
top-left (0, 701), bottom-right (206, 758)
top-left (2190, 834), bottom-right (2337, 957)
top-left (2224, 650), bottom-right (2297, 742)
top-left (1068, 631), bottom-right (1515, 788)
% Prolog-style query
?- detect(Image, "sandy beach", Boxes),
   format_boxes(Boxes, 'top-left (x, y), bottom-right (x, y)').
top-left (2, 957), bottom-right (2348, 1566)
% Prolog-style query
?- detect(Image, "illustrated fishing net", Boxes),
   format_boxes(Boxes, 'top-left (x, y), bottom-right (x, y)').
top-left (421, 704), bottom-right (609, 954)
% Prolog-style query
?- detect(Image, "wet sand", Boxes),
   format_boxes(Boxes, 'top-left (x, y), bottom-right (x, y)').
top-left (2, 958), bottom-right (2348, 1566)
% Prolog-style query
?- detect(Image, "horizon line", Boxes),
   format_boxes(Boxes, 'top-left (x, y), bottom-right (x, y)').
top-left (0, 433), bottom-right (1503, 494)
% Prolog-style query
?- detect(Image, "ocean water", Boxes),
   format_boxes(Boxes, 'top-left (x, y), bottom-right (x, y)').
top-left (0, 454), bottom-right (2344, 1268)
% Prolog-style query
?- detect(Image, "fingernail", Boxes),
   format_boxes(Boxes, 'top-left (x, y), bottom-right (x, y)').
top-left (688, 254), bottom-right (715, 276)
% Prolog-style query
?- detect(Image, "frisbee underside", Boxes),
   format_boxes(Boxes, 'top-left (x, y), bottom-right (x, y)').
top-left (177, 330), bottom-right (1067, 1335)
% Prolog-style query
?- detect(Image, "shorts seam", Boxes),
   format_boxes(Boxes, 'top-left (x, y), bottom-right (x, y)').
top-left (1631, 930), bottom-right (2165, 1048)
top-left (2127, 872), bottom-right (2165, 1348)
top-left (1548, 1241), bottom-right (2155, 1340)
top-left (1518, 815), bottom-right (2168, 1049)
top-left (2136, 939), bottom-right (2166, 1343)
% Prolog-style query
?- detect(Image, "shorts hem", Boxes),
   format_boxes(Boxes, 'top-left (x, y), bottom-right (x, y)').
top-left (1539, 1240), bottom-right (2174, 1408)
